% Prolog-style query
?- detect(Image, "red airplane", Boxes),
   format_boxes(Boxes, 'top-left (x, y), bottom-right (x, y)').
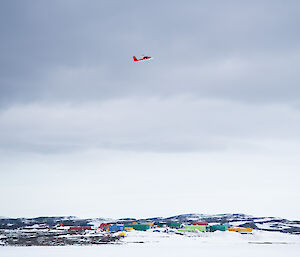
top-left (133, 55), bottom-right (152, 62)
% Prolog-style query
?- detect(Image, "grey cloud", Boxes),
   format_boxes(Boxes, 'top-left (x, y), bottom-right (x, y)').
top-left (1, 0), bottom-right (300, 106)
top-left (0, 98), bottom-right (299, 154)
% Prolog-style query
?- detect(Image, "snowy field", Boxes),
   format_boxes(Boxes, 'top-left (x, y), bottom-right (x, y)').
top-left (1, 230), bottom-right (300, 257)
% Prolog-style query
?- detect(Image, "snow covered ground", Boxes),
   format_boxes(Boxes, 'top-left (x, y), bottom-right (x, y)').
top-left (1, 230), bottom-right (300, 257)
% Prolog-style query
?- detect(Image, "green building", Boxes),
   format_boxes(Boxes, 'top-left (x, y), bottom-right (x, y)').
top-left (207, 224), bottom-right (229, 232)
top-left (178, 225), bottom-right (206, 232)
top-left (124, 224), bottom-right (150, 231)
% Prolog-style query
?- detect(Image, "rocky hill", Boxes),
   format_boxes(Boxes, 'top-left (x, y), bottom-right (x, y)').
top-left (1, 214), bottom-right (299, 234)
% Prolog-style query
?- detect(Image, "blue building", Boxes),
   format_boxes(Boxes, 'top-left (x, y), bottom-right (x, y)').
top-left (108, 224), bottom-right (125, 232)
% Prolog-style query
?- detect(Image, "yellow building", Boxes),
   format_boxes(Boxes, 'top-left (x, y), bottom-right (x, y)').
top-left (228, 227), bottom-right (253, 233)
top-left (125, 227), bottom-right (133, 231)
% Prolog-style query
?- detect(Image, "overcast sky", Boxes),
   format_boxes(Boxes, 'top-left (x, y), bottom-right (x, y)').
top-left (0, 0), bottom-right (300, 220)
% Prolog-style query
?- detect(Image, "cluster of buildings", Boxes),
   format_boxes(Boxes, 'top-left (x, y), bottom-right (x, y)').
top-left (96, 221), bottom-right (253, 233)
top-left (56, 220), bottom-right (253, 234)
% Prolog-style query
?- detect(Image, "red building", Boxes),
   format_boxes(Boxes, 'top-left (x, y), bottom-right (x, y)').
top-left (100, 223), bottom-right (110, 231)
top-left (68, 226), bottom-right (92, 231)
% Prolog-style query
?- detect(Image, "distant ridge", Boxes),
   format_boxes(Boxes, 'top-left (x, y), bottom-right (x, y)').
top-left (1, 214), bottom-right (299, 234)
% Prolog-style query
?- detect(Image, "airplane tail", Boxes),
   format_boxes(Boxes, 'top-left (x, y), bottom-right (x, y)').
top-left (133, 56), bottom-right (138, 61)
